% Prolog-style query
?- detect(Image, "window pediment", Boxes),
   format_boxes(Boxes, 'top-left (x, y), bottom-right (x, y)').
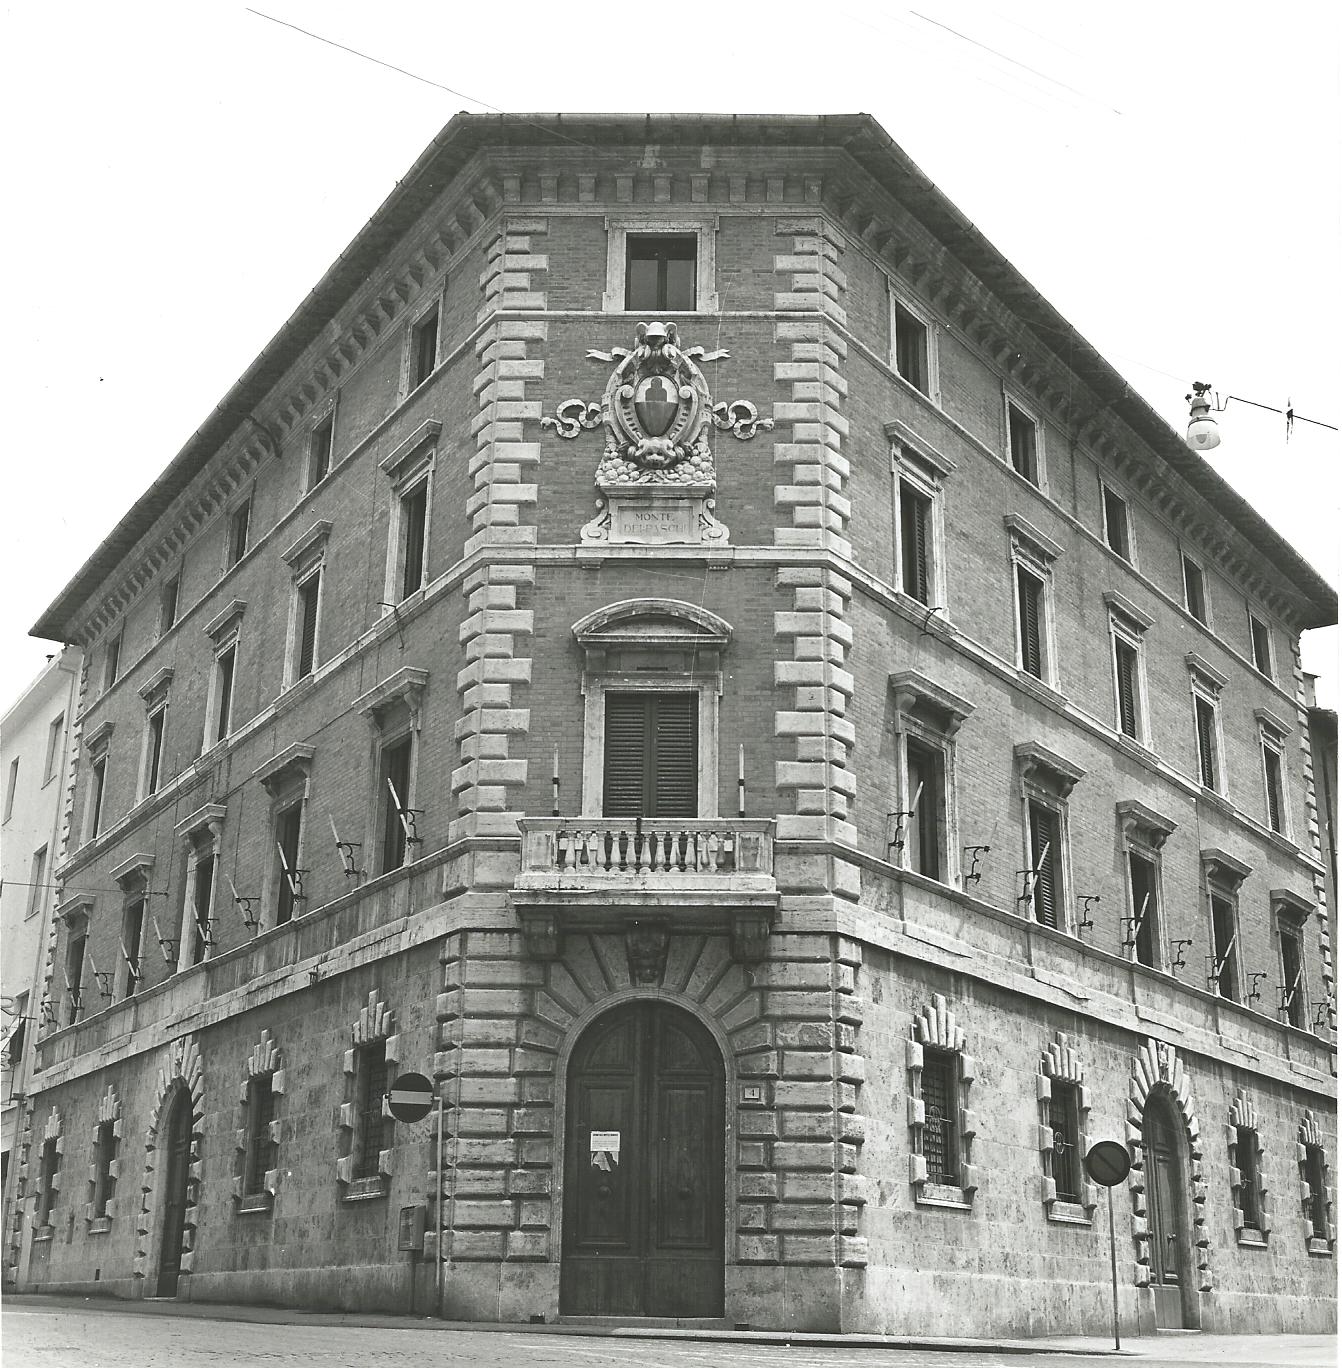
top-left (1005, 513), bottom-right (1063, 565)
top-left (203, 599), bottom-right (246, 644)
top-left (57, 892), bottom-right (96, 927)
top-left (379, 420), bottom-right (440, 484)
top-left (281, 521), bottom-right (332, 571)
top-left (1254, 705), bottom-right (1292, 739)
top-left (84, 720), bottom-right (115, 754)
top-left (138, 666), bottom-right (174, 708)
top-left (175, 802), bottom-right (226, 844)
top-left (884, 420), bottom-right (957, 481)
top-left (1116, 799), bottom-right (1177, 850)
top-left (1270, 887), bottom-right (1314, 923)
top-left (1202, 846), bottom-right (1251, 890)
top-left (1103, 590), bottom-right (1154, 634)
top-left (573, 599), bottom-right (732, 652)
top-left (110, 852), bottom-right (155, 889)
top-left (1014, 741), bottom-right (1084, 797)
top-left (355, 667), bottom-right (429, 733)
top-left (252, 743), bottom-right (316, 796)
top-left (889, 669), bottom-right (974, 735)
top-left (1186, 652), bottom-right (1229, 694)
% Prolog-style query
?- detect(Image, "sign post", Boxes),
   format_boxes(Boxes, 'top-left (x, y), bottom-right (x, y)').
top-left (387, 1071), bottom-right (437, 1318)
top-left (1085, 1139), bottom-right (1133, 1351)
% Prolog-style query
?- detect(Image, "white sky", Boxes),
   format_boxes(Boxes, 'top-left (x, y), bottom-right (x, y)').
top-left (1, 1), bottom-right (1337, 711)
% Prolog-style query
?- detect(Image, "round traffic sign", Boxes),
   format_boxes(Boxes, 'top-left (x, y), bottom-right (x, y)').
top-left (1085, 1139), bottom-right (1132, 1188)
top-left (387, 1071), bottom-right (435, 1123)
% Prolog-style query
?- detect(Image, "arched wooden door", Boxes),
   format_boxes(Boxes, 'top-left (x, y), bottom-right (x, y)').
top-left (158, 1088), bottom-right (194, 1297)
top-left (561, 1002), bottom-right (724, 1317)
top-left (1143, 1092), bottom-right (1193, 1329)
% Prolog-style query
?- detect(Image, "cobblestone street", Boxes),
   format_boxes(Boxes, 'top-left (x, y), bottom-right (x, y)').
top-left (2, 1300), bottom-right (1335, 1368)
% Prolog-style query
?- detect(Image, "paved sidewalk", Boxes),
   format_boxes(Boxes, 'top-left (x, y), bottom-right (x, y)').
top-left (1, 1293), bottom-right (1335, 1363)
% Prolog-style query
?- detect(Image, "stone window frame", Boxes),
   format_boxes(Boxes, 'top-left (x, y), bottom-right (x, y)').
top-left (1117, 800), bottom-right (1177, 973)
top-left (888, 280), bottom-right (940, 403)
top-left (223, 487), bottom-right (255, 573)
top-left (400, 289), bottom-right (444, 398)
top-left (355, 668), bottom-right (428, 877)
top-left (307, 392), bottom-right (339, 491)
top-left (1187, 654), bottom-right (1228, 795)
top-left (280, 521), bottom-right (332, 690)
top-left (31, 1106), bottom-right (64, 1238)
top-left (101, 625), bottom-right (123, 694)
top-left (1037, 1030), bottom-right (1098, 1224)
top-left (1006, 514), bottom-right (1063, 689)
top-left (1181, 547), bottom-right (1212, 627)
top-left (1247, 607), bottom-right (1274, 681)
top-left (252, 745), bottom-right (316, 931)
top-left (174, 804), bottom-right (225, 973)
top-left (886, 421), bottom-right (956, 614)
top-left (82, 718), bottom-right (115, 843)
top-left (202, 600), bottom-right (245, 751)
top-left (336, 990), bottom-right (400, 1200)
top-left (1298, 1109), bottom-right (1335, 1256)
top-left (602, 214), bottom-right (721, 314)
top-left (232, 1028), bottom-right (285, 1214)
top-left (1272, 888), bottom-right (1313, 1030)
top-left (1105, 592), bottom-right (1153, 748)
top-left (1202, 847), bottom-right (1250, 1002)
top-left (888, 671), bottom-right (973, 887)
top-left (1256, 707), bottom-right (1292, 840)
top-left (85, 1084), bottom-right (122, 1234)
top-left (1004, 389), bottom-right (1046, 490)
top-left (57, 896), bottom-right (94, 1025)
top-left (1100, 477), bottom-right (1136, 565)
top-left (380, 420), bottom-right (440, 611)
top-left (1014, 741), bottom-right (1084, 934)
top-left (906, 993), bottom-right (978, 1209)
top-left (110, 852), bottom-right (155, 1000)
top-left (1226, 1088), bottom-right (1271, 1247)
top-left (573, 599), bottom-right (731, 819)
top-left (136, 666), bottom-right (174, 803)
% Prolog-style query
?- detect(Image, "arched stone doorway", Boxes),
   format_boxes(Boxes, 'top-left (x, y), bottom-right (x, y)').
top-left (1142, 1088), bottom-right (1199, 1330)
top-left (157, 1087), bottom-right (194, 1298)
top-left (560, 1000), bottom-right (725, 1317)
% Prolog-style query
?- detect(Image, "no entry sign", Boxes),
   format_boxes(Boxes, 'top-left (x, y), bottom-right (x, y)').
top-left (387, 1071), bottom-right (434, 1123)
top-left (1085, 1139), bottom-right (1132, 1188)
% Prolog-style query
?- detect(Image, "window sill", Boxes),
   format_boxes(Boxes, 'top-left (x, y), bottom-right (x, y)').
top-left (1196, 787), bottom-right (1236, 820)
top-left (237, 1192), bottom-right (274, 1215)
top-left (915, 1182), bottom-right (973, 1211)
top-left (88, 1216), bottom-right (113, 1235)
top-left (1306, 1237), bottom-right (1333, 1258)
top-left (32, 1227), bottom-right (54, 1243)
top-left (1013, 671), bottom-right (1066, 707)
top-left (341, 1176), bottom-right (389, 1203)
top-left (1046, 1201), bottom-right (1093, 1226)
top-left (1236, 1227), bottom-right (1267, 1248)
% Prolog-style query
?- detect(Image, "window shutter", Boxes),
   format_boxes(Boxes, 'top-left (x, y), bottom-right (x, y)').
top-left (1018, 568), bottom-right (1043, 677)
top-left (298, 576), bottom-right (320, 678)
top-left (603, 695), bottom-right (648, 818)
top-left (1264, 748), bottom-right (1283, 832)
top-left (603, 694), bottom-right (698, 818)
top-left (1115, 641), bottom-right (1137, 737)
top-left (1030, 805), bottom-right (1057, 928)
top-left (1196, 699), bottom-right (1217, 787)
top-left (900, 483), bottom-right (929, 604)
top-left (651, 694), bottom-right (697, 817)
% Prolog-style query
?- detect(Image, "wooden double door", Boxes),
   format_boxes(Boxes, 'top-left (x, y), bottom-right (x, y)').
top-left (1144, 1095), bottom-right (1195, 1329)
top-left (158, 1089), bottom-right (194, 1297)
top-left (561, 1002), bottom-right (724, 1317)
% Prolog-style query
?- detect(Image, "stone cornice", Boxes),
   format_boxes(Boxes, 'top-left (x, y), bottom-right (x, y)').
top-left (110, 851), bottom-right (155, 888)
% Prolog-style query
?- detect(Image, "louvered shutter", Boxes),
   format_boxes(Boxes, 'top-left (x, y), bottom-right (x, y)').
top-left (603, 695), bottom-right (648, 817)
top-left (297, 575), bottom-right (320, 679)
top-left (1196, 698), bottom-right (1217, 788)
top-left (1030, 804), bottom-right (1057, 928)
top-left (1115, 640), bottom-right (1137, 737)
top-left (651, 694), bottom-right (697, 817)
top-left (900, 483), bottom-right (930, 604)
top-left (1018, 568), bottom-right (1042, 677)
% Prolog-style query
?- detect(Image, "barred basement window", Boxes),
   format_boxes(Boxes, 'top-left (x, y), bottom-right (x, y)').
top-left (1236, 1126), bottom-right (1264, 1231)
top-left (1048, 1082), bottom-right (1083, 1203)
top-left (626, 234), bottom-right (696, 311)
top-left (91, 1120), bottom-right (117, 1220)
top-left (602, 692), bottom-right (698, 819)
top-left (921, 1048), bottom-right (960, 1185)
top-left (1304, 1144), bottom-right (1331, 1244)
top-left (36, 1136), bottom-right (60, 1227)
top-left (244, 1076), bottom-right (277, 1198)
top-left (353, 1041), bottom-right (391, 1181)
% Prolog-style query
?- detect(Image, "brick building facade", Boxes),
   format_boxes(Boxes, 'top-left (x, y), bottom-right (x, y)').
top-left (7, 113), bottom-right (1336, 1335)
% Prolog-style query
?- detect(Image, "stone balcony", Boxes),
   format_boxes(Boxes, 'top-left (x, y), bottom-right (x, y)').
top-left (511, 817), bottom-right (778, 965)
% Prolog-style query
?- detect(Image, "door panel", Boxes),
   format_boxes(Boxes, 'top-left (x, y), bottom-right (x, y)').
top-left (1144, 1099), bottom-right (1188, 1330)
top-left (158, 1090), bottom-right (193, 1297)
top-left (561, 1003), bottom-right (723, 1317)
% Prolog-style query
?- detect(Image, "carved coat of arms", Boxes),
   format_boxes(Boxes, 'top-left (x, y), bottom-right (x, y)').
top-left (543, 321), bottom-right (772, 546)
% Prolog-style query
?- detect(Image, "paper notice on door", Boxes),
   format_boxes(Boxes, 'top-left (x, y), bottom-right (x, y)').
top-left (590, 1130), bottom-right (620, 1169)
